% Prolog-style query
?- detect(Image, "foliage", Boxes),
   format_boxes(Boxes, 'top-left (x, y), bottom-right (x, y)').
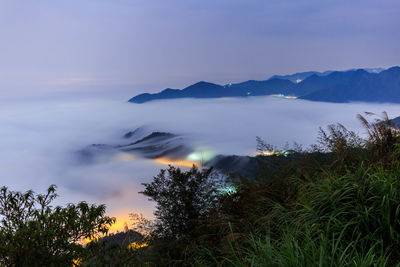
top-left (316, 123), bottom-right (364, 153)
top-left (140, 165), bottom-right (221, 240)
top-left (0, 185), bottom-right (115, 266)
top-left (83, 228), bottom-right (147, 266)
top-left (129, 212), bottom-right (154, 237)
top-left (314, 112), bottom-right (400, 169)
top-left (358, 112), bottom-right (400, 164)
top-left (83, 239), bottom-right (138, 267)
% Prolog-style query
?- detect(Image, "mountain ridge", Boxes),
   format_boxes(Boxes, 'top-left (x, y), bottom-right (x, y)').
top-left (129, 67), bottom-right (398, 104)
top-left (299, 66), bottom-right (400, 103)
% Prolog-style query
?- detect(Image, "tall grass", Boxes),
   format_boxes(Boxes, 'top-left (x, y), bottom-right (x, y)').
top-left (191, 114), bottom-right (400, 266)
top-left (194, 166), bottom-right (400, 266)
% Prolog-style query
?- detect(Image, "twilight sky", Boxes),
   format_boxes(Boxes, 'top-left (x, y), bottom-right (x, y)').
top-left (0, 0), bottom-right (399, 99)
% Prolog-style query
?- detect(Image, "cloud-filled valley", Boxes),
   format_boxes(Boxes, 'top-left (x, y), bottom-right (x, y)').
top-left (1, 96), bottom-right (400, 226)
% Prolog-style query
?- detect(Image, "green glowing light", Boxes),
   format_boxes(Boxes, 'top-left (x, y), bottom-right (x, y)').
top-left (186, 148), bottom-right (215, 163)
top-left (218, 186), bottom-right (237, 196)
top-left (187, 153), bottom-right (201, 161)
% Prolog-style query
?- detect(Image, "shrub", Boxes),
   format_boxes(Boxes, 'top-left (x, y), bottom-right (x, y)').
top-left (0, 185), bottom-right (114, 266)
top-left (140, 166), bottom-right (221, 241)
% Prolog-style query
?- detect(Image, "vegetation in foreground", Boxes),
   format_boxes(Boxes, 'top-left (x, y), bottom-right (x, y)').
top-left (0, 185), bottom-right (114, 266)
top-left (1, 112), bottom-right (400, 266)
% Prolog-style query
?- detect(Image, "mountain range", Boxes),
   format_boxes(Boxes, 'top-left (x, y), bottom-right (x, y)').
top-left (128, 67), bottom-right (400, 104)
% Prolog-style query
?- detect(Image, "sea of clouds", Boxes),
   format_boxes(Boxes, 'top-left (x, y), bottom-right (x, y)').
top-left (1, 96), bottom-right (400, 226)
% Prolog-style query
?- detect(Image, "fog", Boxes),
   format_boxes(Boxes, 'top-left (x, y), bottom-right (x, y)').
top-left (1, 96), bottom-right (400, 229)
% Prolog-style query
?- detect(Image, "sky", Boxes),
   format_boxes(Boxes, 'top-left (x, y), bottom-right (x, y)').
top-left (0, 0), bottom-right (399, 100)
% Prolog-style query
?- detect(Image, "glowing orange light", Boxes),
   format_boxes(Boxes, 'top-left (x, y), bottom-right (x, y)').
top-left (109, 214), bottom-right (131, 232)
top-left (154, 157), bottom-right (197, 167)
top-left (80, 214), bottom-right (131, 245)
top-left (128, 242), bottom-right (148, 250)
top-left (72, 258), bottom-right (83, 266)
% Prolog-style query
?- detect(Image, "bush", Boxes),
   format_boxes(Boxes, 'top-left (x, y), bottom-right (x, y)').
top-left (140, 165), bottom-right (221, 241)
top-left (0, 185), bottom-right (115, 266)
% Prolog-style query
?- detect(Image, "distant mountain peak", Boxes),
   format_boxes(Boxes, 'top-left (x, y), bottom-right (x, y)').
top-left (128, 66), bottom-right (400, 104)
top-left (192, 81), bottom-right (213, 86)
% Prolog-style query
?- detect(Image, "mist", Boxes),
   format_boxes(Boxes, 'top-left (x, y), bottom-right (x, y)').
top-left (1, 96), bottom-right (400, 228)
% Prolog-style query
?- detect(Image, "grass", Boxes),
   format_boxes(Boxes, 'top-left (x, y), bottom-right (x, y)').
top-left (192, 162), bottom-right (400, 266)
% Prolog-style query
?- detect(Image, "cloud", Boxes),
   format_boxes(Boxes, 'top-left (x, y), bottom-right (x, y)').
top-left (1, 96), bottom-right (400, 223)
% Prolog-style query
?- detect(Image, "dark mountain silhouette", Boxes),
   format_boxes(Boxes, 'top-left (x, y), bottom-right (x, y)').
top-left (99, 230), bottom-right (142, 246)
top-left (79, 128), bottom-right (193, 163)
top-left (130, 82), bottom-right (228, 103)
top-left (205, 155), bottom-right (259, 178)
top-left (391, 116), bottom-right (400, 128)
top-left (129, 79), bottom-right (299, 103)
top-left (268, 68), bottom-right (383, 83)
top-left (269, 70), bottom-right (332, 83)
top-left (299, 67), bottom-right (400, 102)
top-left (228, 78), bottom-right (297, 96)
top-left (128, 67), bottom-right (393, 103)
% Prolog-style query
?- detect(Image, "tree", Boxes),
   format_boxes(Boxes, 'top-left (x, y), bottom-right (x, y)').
top-left (0, 185), bottom-right (115, 266)
top-left (140, 166), bottom-right (221, 240)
